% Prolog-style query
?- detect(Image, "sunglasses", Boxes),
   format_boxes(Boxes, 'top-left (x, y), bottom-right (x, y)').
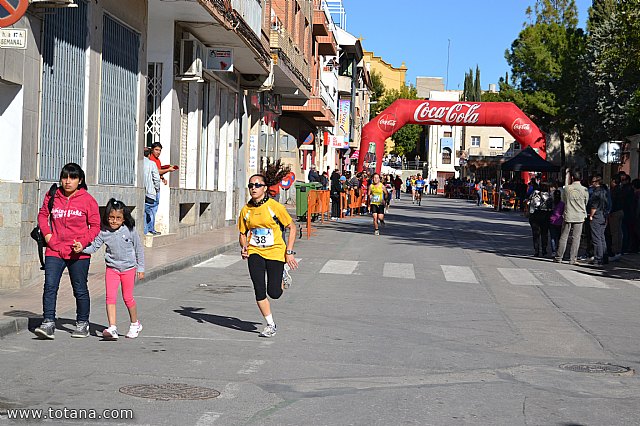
top-left (247, 182), bottom-right (266, 189)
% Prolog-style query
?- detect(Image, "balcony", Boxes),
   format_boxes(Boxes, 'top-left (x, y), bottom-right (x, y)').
top-left (313, 9), bottom-right (329, 36)
top-left (283, 80), bottom-right (335, 127)
top-left (270, 27), bottom-right (311, 97)
top-left (316, 32), bottom-right (337, 56)
top-left (230, 0), bottom-right (262, 38)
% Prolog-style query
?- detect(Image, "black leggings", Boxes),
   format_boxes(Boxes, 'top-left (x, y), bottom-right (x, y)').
top-left (248, 254), bottom-right (284, 301)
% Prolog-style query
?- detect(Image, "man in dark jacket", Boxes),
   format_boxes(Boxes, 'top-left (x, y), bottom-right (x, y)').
top-left (308, 165), bottom-right (320, 183)
top-left (587, 175), bottom-right (609, 266)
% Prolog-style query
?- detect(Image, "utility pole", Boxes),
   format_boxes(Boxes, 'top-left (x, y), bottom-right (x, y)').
top-left (446, 39), bottom-right (451, 91)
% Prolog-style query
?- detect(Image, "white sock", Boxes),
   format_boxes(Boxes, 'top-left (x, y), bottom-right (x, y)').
top-left (264, 314), bottom-right (274, 326)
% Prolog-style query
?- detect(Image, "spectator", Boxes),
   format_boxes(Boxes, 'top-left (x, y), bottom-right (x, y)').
top-left (585, 175), bottom-right (609, 266)
top-left (148, 142), bottom-right (178, 236)
top-left (620, 172), bottom-right (635, 253)
top-left (549, 189), bottom-right (564, 258)
top-left (143, 149), bottom-right (161, 236)
top-left (320, 171), bottom-right (329, 190)
top-left (608, 176), bottom-right (623, 260)
top-left (307, 164), bottom-right (321, 183)
top-left (330, 170), bottom-right (342, 220)
top-left (394, 175), bottom-right (402, 199)
top-left (554, 170), bottom-right (589, 264)
top-left (527, 183), bottom-right (553, 257)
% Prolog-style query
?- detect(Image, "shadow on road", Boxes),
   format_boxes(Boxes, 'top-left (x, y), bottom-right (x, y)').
top-left (174, 306), bottom-right (260, 333)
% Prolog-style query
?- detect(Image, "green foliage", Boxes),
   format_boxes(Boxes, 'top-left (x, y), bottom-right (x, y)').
top-left (462, 67), bottom-right (481, 102)
top-left (369, 70), bottom-right (386, 119)
top-left (376, 84), bottom-right (422, 155)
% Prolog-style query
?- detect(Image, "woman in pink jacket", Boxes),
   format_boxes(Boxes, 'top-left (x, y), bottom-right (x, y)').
top-left (34, 163), bottom-right (100, 340)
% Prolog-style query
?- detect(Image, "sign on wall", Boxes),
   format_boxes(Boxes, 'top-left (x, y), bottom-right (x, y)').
top-left (249, 135), bottom-right (258, 172)
top-left (338, 99), bottom-right (351, 137)
top-left (206, 47), bottom-right (233, 72)
top-left (0, 28), bottom-right (26, 49)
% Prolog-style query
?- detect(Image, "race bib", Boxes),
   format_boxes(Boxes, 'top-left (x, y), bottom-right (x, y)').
top-left (372, 194), bottom-right (381, 203)
top-left (250, 228), bottom-right (275, 247)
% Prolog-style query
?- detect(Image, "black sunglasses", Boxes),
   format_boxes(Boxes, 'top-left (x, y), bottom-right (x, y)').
top-left (247, 182), bottom-right (266, 189)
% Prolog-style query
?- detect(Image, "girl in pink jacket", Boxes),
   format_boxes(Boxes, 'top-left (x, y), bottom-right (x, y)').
top-left (34, 163), bottom-right (100, 340)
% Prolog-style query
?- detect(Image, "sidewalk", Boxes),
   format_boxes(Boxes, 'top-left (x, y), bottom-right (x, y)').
top-left (0, 226), bottom-right (239, 339)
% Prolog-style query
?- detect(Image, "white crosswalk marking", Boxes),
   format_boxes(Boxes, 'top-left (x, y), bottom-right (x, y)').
top-left (320, 260), bottom-right (359, 275)
top-left (383, 263), bottom-right (415, 279)
top-left (195, 254), bottom-right (242, 269)
top-left (557, 270), bottom-right (610, 288)
top-left (441, 265), bottom-right (478, 283)
top-left (498, 268), bottom-right (543, 286)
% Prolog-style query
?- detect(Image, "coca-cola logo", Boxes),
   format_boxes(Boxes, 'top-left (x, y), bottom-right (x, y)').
top-left (413, 102), bottom-right (481, 124)
top-left (378, 113), bottom-right (397, 133)
top-left (512, 118), bottom-right (532, 137)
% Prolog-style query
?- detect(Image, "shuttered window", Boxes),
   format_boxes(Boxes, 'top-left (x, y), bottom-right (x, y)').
top-left (39, 1), bottom-right (88, 181)
top-left (98, 15), bottom-right (140, 185)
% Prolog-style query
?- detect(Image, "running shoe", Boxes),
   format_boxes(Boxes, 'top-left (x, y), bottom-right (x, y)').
top-left (34, 320), bottom-right (55, 340)
top-left (126, 321), bottom-right (143, 338)
top-left (374, 229), bottom-right (380, 236)
top-left (259, 323), bottom-right (277, 337)
top-left (283, 264), bottom-right (292, 289)
top-left (102, 326), bottom-right (119, 340)
top-left (71, 321), bottom-right (90, 338)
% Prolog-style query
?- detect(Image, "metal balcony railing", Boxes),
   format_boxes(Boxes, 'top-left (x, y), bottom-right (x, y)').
top-left (270, 28), bottom-right (310, 88)
top-left (230, 0), bottom-right (263, 37)
top-left (312, 78), bottom-right (335, 109)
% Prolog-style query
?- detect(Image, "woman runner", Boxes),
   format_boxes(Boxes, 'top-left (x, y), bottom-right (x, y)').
top-left (238, 174), bottom-right (298, 337)
top-left (368, 173), bottom-right (389, 236)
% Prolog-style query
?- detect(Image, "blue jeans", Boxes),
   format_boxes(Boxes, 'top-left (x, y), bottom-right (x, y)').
top-left (43, 256), bottom-right (90, 322)
top-left (145, 193), bottom-right (160, 234)
top-left (144, 197), bottom-right (156, 234)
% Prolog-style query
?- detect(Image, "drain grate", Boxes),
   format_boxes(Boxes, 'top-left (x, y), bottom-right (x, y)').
top-left (119, 383), bottom-right (220, 400)
top-left (559, 363), bottom-right (634, 375)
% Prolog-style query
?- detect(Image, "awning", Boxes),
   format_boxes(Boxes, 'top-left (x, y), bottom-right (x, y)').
top-left (350, 150), bottom-right (360, 159)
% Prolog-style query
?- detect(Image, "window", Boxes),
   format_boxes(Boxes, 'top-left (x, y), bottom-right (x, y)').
top-left (471, 136), bottom-right (480, 147)
top-left (442, 147), bottom-right (452, 164)
top-left (489, 137), bottom-right (504, 150)
top-left (145, 63), bottom-right (162, 147)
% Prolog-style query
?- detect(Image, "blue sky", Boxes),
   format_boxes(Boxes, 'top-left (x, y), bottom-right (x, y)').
top-left (340, 0), bottom-right (593, 91)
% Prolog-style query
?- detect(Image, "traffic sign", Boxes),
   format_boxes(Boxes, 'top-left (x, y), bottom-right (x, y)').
top-left (0, 0), bottom-right (28, 28)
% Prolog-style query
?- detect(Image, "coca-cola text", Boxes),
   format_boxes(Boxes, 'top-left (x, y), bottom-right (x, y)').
top-left (413, 102), bottom-right (481, 124)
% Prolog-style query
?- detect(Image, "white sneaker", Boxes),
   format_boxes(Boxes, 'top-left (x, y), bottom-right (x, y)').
top-left (102, 326), bottom-right (119, 340)
top-left (259, 323), bottom-right (277, 338)
top-left (283, 264), bottom-right (292, 289)
top-left (126, 321), bottom-right (143, 338)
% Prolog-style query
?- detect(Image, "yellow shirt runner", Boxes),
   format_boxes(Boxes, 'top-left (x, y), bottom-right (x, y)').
top-left (238, 198), bottom-right (292, 261)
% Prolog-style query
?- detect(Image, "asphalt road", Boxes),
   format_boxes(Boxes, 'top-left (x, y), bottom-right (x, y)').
top-left (1, 194), bottom-right (640, 425)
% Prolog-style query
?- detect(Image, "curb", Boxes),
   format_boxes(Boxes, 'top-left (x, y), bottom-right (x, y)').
top-left (0, 241), bottom-right (237, 340)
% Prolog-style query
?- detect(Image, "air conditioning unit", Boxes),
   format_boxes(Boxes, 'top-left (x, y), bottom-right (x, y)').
top-left (176, 39), bottom-right (205, 81)
top-left (29, 0), bottom-right (77, 7)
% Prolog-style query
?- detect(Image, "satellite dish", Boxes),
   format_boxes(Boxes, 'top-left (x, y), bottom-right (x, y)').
top-left (597, 141), bottom-right (622, 164)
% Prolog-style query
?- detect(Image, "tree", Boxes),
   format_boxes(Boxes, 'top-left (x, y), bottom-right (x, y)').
top-left (462, 67), bottom-right (481, 102)
top-left (369, 70), bottom-right (386, 119)
top-left (579, 0), bottom-right (640, 152)
top-left (376, 84), bottom-right (422, 155)
top-left (504, 0), bottom-right (585, 165)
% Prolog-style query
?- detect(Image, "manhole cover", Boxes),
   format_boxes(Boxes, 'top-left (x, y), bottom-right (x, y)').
top-left (559, 363), bottom-right (634, 375)
top-left (119, 383), bottom-right (220, 400)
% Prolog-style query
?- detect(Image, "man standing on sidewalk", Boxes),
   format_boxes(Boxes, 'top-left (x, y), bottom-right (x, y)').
top-left (586, 175), bottom-right (609, 266)
top-left (554, 170), bottom-right (589, 264)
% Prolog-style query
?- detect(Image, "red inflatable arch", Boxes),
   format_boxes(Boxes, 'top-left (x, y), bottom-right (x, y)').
top-left (357, 100), bottom-right (546, 174)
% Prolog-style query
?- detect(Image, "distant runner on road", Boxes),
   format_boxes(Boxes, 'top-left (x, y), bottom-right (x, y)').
top-left (414, 174), bottom-right (426, 206)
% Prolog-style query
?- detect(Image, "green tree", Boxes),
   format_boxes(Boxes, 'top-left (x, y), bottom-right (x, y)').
top-left (376, 84), bottom-right (422, 155)
top-left (504, 0), bottom-right (585, 165)
top-left (473, 65), bottom-right (482, 101)
top-left (579, 0), bottom-right (640, 152)
top-left (462, 67), bottom-right (481, 102)
top-left (369, 70), bottom-right (386, 119)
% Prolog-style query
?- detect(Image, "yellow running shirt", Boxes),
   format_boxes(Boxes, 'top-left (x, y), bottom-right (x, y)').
top-left (238, 198), bottom-right (292, 261)
top-left (369, 183), bottom-right (385, 205)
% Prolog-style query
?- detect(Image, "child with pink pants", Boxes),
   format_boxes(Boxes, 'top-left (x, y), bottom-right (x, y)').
top-left (77, 199), bottom-right (144, 340)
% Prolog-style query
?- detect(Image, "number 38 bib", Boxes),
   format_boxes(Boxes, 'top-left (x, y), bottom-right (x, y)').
top-left (250, 228), bottom-right (275, 247)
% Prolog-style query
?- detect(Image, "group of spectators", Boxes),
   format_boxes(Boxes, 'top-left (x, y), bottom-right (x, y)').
top-left (524, 170), bottom-right (640, 266)
top-left (308, 167), bottom-right (402, 219)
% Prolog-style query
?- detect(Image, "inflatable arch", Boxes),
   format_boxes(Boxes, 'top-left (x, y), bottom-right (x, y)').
top-left (357, 100), bottom-right (546, 175)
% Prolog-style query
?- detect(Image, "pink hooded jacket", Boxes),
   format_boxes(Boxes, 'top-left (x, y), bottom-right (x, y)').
top-left (37, 187), bottom-right (101, 260)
